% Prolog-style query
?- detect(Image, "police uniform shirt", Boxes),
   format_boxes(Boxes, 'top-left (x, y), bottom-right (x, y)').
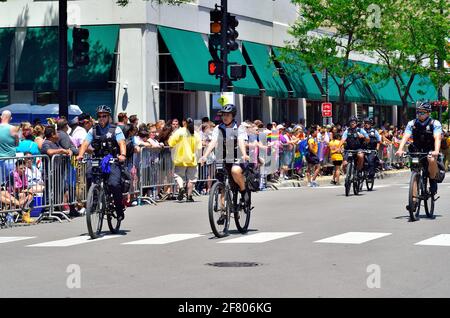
top-left (368, 129), bottom-right (382, 143)
top-left (85, 124), bottom-right (126, 144)
top-left (342, 128), bottom-right (369, 140)
top-left (211, 122), bottom-right (247, 143)
top-left (404, 119), bottom-right (443, 137)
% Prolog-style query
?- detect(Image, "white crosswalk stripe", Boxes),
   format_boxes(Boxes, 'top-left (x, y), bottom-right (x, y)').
top-left (415, 234), bottom-right (450, 247)
top-left (218, 232), bottom-right (301, 243)
top-left (315, 232), bottom-right (392, 244)
top-left (123, 234), bottom-right (204, 245)
top-left (27, 235), bottom-right (121, 247)
top-left (0, 237), bottom-right (36, 244)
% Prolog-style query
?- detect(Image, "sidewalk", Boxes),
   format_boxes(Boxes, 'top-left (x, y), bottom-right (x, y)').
top-left (266, 168), bottom-right (410, 189)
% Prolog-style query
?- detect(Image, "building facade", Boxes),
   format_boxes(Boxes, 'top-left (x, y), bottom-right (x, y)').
top-left (0, 0), bottom-right (440, 126)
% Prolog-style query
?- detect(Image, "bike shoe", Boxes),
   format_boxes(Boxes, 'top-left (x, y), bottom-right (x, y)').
top-left (217, 214), bottom-right (226, 225)
top-left (117, 210), bottom-right (125, 222)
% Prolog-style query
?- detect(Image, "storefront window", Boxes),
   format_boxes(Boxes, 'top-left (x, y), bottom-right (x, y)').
top-left (243, 96), bottom-right (262, 121)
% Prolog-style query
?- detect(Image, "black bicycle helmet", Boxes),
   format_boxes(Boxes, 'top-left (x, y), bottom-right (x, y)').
top-left (364, 117), bottom-right (373, 125)
top-left (349, 116), bottom-right (358, 124)
top-left (96, 104), bottom-right (112, 114)
top-left (218, 104), bottom-right (237, 116)
top-left (417, 101), bottom-right (432, 112)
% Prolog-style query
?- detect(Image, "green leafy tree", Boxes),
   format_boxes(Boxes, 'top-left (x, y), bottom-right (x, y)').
top-left (365, 0), bottom-right (450, 123)
top-left (116, 0), bottom-right (190, 6)
top-left (279, 0), bottom-right (383, 123)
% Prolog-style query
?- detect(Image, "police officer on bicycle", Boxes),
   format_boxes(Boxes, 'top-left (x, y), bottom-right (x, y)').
top-left (77, 105), bottom-right (127, 221)
top-left (199, 104), bottom-right (250, 205)
top-left (363, 117), bottom-right (381, 181)
top-left (395, 101), bottom-right (443, 195)
top-left (339, 116), bottom-right (370, 174)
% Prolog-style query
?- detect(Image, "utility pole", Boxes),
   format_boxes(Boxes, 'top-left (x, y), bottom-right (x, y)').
top-left (59, 0), bottom-right (69, 119)
top-left (220, 0), bottom-right (229, 93)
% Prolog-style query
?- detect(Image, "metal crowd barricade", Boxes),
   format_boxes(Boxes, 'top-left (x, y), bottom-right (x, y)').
top-left (48, 154), bottom-right (76, 222)
top-left (138, 146), bottom-right (175, 205)
top-left (0, 155), bottom-right (51, 223)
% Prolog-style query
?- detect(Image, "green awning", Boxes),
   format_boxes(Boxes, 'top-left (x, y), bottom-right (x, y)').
top-left (404, 73), bottom-right (437, 107)
top-left (228, 49), bottom-right (260, 96)
top-left (15, 25), bottom-right (119, 91)
top-left (158, 26), bottom-right (219, 92)
top-left (243, 41), bottom-right (289, 98)
top-left (0, 28), bottom-right (14, 82)
top-left (272, 47), bottom-right (322, 100)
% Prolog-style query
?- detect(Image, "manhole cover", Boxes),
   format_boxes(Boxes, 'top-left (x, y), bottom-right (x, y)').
top-left (206, 262), bottom-right (262, 268)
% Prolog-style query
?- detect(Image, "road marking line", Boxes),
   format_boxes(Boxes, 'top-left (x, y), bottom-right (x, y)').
top-left (218, 232), bottom-right (301, 243)
top-left (0, 237), bottom-right (36, 244)
top-left (123, 234), bottom-right (204, 245)
top-left (315, 232), bottom-right (391, 244)
top-left (27, 235), bottom-right (121, 247)
top-left (415, 234), bottom-right (450, 246)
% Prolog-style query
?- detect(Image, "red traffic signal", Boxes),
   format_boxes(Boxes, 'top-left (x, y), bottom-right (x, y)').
top-left (208, 60), bottom-right (222, 76)
top-left (210, 9), bottom-right (222, 34)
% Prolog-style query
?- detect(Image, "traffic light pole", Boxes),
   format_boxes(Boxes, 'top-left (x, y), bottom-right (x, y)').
top-left (220, 0), bottom-right (229, 93)
top-left (59, 0), bottom-right (69, 119)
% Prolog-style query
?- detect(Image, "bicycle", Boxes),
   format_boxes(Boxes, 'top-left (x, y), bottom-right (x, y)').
top-left (344, 150), bottom-right (363, 196)
top-left (404, 152), bottom-right (440, 221)
top-left (83, 157), bottom-right (123, 239)
top-left (359, 150), bottom-right (379, 192)
top-left (208, 162), bottom-right (252, 238)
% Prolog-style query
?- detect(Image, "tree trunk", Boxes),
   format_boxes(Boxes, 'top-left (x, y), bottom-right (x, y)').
top-left (401, 98), bottom-right (409, 125)
top-left (338, 85), bottom-right (347, 124)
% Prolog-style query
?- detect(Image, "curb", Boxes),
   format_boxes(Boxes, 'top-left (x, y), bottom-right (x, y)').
top-left (267, 169), bottom-right (410, 189)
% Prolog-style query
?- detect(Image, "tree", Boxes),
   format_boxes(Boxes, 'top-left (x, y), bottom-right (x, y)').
top-left (116, 0), bottom-right (190, 6)
top-left (278, 0), bottom-right (384, 123)
top-left (365, 0), bottom-right (450, 124)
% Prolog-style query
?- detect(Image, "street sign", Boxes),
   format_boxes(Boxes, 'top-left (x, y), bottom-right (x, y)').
top-left (212, 92), bottom-right (235, 110)
top-left (321, 102), bottom-right (332, 117)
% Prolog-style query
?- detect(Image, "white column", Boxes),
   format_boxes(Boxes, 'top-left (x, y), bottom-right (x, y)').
top-left (392, 105), bottom-right (398, 127)
top-left (298, 98), bottom-right (307, 125)
top-left (117, 26), bottom-right (144, 120)
top-left (351, 102), bottom-right (358, 117)
top-left (196, 91), bottom-right (209, 120)
top-left (144, 25), bottom-right (159, 123)
top-left (235, 94), bottom-right (244, 123)
top-left (262, 94), bottom-right (273, 124)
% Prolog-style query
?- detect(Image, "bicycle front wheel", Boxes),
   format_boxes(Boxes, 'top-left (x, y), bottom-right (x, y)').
top-left (86, 184), bottom-right (105, 239)
top-left (208, 182), bottom-right (230, 238)
top-left (408, 171), bottom-right (420, 221)
top-left (345, 163), bottom-right (352, 197)
top-left (366, 176), bottom-right (375, 191)
top-left (423, 178), bottom-right (435, 218)
top-left (235, 191), bottom-right (251, 234)
top-left (353, 168), bottom-right (360, 196)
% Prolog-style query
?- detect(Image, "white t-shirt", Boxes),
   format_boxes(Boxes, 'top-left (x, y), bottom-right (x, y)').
top-left (71, 126), bottom-right (88, 148)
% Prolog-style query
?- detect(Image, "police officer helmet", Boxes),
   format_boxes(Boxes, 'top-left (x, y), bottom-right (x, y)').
top-left (416, 101), bottom-right (432, 113)
top-left (349, 116), bottom-right (358, 124)
top-left (219, 104), bottom-right (237, 116)
top-left (96, 105), bottom-right (112, 114)
top-left (364, 117), bottom-right (374, 125)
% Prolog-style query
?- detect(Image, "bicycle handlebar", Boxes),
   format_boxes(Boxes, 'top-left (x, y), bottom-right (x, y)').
top-left (81, 157), bottom-right (119, 164)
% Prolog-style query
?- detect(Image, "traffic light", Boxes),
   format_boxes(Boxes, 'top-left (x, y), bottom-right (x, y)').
top-left (226, 14), bottom-right (239, 51)
top-left (208, 60), bottom-right (223, 76)
top-left (72, 27), bottom-right (90, 67)
top-left (209, 9), bottom-right (222, 52)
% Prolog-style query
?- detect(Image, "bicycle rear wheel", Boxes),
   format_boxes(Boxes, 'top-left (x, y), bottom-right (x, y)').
top-left (86, 184), bottom-right (105, 239)
top-left (235, 191), bottom-right (251, 234)
top-left (407, 171), bottom-right (420, 221)
top-left (208, 182), bottom-right (230, 238)
top-left (107, 195), bottom-right (122, 234)
top-left (422, 177), bottom-right (435, 218)
top-left (366, 176), bottom-right (375, 191)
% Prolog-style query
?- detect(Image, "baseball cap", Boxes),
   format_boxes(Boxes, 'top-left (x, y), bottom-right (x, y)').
top-left (276, 124), bottom-right (285, 130)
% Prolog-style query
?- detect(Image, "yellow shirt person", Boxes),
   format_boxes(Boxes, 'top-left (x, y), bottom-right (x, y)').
top-left (168, 127), bottom-right (202, 167)
top-left (329, 139), bottom-right (343, 162)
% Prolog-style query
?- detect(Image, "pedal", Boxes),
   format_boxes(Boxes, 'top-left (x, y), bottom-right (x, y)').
top-left (434, 196), bottom-right (440, 202)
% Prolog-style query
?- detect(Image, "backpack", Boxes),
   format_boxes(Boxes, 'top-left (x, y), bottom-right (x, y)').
top-left (245, 166), bottom-right (261, 192)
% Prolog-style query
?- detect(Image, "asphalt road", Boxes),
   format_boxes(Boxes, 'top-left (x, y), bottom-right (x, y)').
top-left (1, 173), bottom-right (450, 298)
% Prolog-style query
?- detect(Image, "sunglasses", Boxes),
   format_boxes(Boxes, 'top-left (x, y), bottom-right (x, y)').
top-left (98, 115), bottom-right (109, 119)
top-left (416, 111), bottom-right (428, 116)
